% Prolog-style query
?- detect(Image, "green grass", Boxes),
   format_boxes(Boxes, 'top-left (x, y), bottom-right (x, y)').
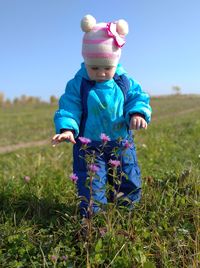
top-left (0, 95), bottom-right (199, 267)
top-left (0, 103), bottom-right (56, 146)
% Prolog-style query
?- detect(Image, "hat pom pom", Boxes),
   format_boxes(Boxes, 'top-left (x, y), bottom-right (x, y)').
top-left (116, 19), bottom-right (129, 36)
top-left (81, 14), bottom-right (96, 32)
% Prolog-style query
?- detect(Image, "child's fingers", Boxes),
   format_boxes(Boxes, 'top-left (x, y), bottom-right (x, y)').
top-left (130, 117), bottom-right (147, 130)
top-left (62, 133), bottom-right (76, 144)
top-left (133, 118), bottom-right (140, 129)
top-left (138, 120), bottom-right (147, 129)
top-left (51, 134), bottom-right (65, 146)
top-left (136, 119), bottom-right (141, 129)
top-left (52, 133), bottom-right (76, 146)
top-left (140, 118), bottom-right (147, 129)
top-left (70, 136), bottom-right (76, 144)
top-left (57, 134), bottom-right (66, 142)
top-left (142, 121), bottom-right (147, 129)
top-left (52, 134), bottom-right (60, 146)
top-left (52, 134), bottom-right (60, 141)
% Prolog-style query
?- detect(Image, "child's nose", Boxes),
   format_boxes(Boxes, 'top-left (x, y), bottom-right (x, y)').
top-left (97, 70), bottom-right (106, 76)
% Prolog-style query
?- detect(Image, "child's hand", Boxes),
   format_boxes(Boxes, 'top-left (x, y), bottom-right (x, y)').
top-left (129, 115), bottom-right (147, 130)
top-left (52, 130), bottom-right (76, 146)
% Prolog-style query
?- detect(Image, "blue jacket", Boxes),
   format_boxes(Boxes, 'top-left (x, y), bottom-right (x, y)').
top-left (54, 63), bottom-right (152, 141)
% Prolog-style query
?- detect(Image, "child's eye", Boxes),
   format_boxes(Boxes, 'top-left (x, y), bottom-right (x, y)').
top-left (105, 67), bottom-right (112, 71)
top-left (91, 67), bottom-right (99, 70)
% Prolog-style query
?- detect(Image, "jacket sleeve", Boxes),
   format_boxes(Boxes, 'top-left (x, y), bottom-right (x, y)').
top-left (54, 78), bottom-right (82, 138)
top-left (124, 77), bottom-right (152, 125)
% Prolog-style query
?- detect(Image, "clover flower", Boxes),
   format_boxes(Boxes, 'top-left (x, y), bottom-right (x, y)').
top-left (109, 159), bottom-right (121, 167)
top-left (124, 140), bottom-right (132, 149)
top-left (61, 255), bottom-right (68, 261)
top-left (51, 255), bottom-right (57, 262)
top-left (24, 176), bottom-right (31, 183)
top-left (89, 164), bottom-right (99, 173)
top-left (100, 133), bottom-right (110, 143)
top-left (99, 227), bottom-right (107, 237)
top-left (69, 173), bottom-right (78, 183)
top-left (78, 136), bottom-right (91, 145)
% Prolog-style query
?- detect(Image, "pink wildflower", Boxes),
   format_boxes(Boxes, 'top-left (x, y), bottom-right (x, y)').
top-left (61, 255), bottom-right (68, 261)
top-left (89, 164), bottom-right (99, 173)
top-left (124, 140), bottom-right (132, 149)
top-left (51, 255), bottom-right (57, 262)
top-left (78, 136), bottom-right (91, 145)
top-left (24, 176), bottom-right (31, 183)
top-left (69, 173), bottom-right (78, 183)
top-left (100, 133), bottom-right (110, 143)
top-left (109, 159), bottom-right (121, 167)
top-left (99, 227), bottom-right (107, 237)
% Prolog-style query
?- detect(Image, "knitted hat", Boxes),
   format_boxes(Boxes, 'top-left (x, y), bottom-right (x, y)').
top-left (81, 15), bottom-right (129, 66)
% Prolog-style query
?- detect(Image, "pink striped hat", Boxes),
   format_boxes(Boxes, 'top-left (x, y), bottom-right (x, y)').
top-left (81, 15), bottom-right (129, 66)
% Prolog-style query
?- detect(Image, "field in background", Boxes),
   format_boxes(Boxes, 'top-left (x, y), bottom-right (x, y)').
top-left (0, 95), bottom-right (199, 267)
top-left (1, 94), bottom-right (200, 147)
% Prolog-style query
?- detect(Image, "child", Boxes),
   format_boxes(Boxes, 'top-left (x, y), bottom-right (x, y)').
top-left (52, 15), bottom-right (152, 217)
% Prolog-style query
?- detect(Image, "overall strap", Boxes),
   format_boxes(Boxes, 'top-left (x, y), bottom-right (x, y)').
top-left (113, 73), bottom-right (130, 102)
top-left (79, 78), bottom-right (95, 137)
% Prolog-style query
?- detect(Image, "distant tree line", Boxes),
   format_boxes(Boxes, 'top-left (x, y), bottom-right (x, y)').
top-left (0, 86), bottom-right (182, 107)
top-left (0, 92), bottom-right (58, 107)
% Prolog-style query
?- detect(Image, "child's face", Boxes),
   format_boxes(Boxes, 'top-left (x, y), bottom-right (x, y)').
top-left (86, 65), bottom-right (117, 82)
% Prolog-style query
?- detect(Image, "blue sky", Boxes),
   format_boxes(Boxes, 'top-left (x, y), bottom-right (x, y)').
top-left (0, 0), bottom-right (200, 101)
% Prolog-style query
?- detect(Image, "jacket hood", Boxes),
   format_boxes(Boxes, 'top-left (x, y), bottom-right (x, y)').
top-left (74, 62), bottom-right (128, 80)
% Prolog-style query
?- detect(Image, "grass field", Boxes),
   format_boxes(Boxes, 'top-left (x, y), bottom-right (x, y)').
top-left (0, 95), bottom-right (199, 267)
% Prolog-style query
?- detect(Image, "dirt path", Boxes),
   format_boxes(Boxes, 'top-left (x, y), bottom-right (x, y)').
top-left (152, 107), bottom-right (200, 121)
top-left (0, 139), bottom-right (50, 154)
top-left (0, 106), bottom-right (199, 154)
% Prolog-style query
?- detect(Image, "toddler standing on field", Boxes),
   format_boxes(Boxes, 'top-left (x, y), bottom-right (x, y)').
top-left (52, 15), bottom-right (152, 217)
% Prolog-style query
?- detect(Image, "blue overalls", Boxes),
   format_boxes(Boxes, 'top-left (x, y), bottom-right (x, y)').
top-left (73, 74), bottom-right (141, 217)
